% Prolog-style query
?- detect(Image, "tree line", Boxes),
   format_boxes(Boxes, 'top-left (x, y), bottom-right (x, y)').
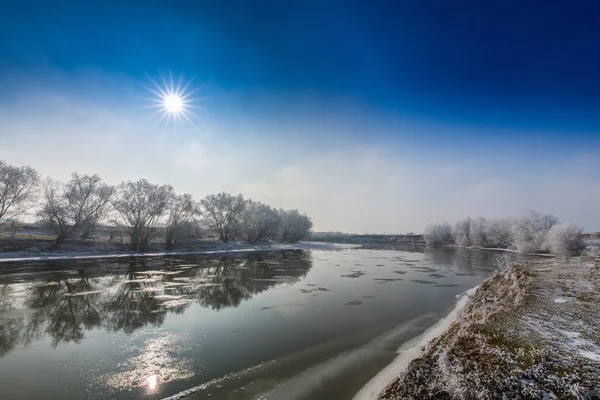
top-left (0, 159), bottom-right (313, 250)
top-left (423, 210), bottom-right (586, 256)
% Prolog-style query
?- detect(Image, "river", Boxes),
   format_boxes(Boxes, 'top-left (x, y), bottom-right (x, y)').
top-left (0, 245), bottom-right (530, 400)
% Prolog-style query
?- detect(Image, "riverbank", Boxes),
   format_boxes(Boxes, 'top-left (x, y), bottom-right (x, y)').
top-left (378, 257), bottom-right (600, 399)
top-left (0, 241), bottom-right (358, 263)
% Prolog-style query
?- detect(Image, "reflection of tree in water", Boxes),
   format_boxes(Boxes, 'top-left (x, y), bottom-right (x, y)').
top-left (0, 250), bottom-right (312, 356)
top-left (26, 276), bottom-right (103, 346)
top-left (195, 251), bottom-right (312, 310)
top-left (0, 283), bottom-right (24, 356)
top-left (424, 246), bottom-right (533, 274)
top-left (102, 275), bottom-right (166, 334)
top-left (422, 247), bottom-right (473, 273)
top-left (359, 242), bottom-right (510, 275)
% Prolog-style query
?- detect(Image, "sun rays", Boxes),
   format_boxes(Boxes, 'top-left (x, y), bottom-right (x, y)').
top-left (146, 71), bottom-right (197, 127)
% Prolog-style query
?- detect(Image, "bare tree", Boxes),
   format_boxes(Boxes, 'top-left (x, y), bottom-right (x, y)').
top-left (112, 179), bottom-right (174, 251)
top-left (512, 210), bottom-right (558, 253)
top-left (241, 201), bottom-right (280, 243)
top-left (546, 222), bottom-right (585, 256)
top-left (8, 218), bottom-right (23, 237)
top-left (0, 160), bottom-right (40, 227)
top-left (37, 173), bottom-right (114, 246)
top-left (278, 209), bottom-right (313, 243)
top-left (165, 194), bottom-right (201, 250)
top-left (423, 222), bottom-right (452, 246)
top-left (201, 192), bottom-right (245, 243)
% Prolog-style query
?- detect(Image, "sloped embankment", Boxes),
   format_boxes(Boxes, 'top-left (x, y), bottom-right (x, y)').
top-left (380, 258), bottom-right (600, 399)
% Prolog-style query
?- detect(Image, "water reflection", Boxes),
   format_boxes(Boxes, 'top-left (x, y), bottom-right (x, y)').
top-left (359, 243), bottom-right (534, 274)
top-left (0, 250), bottom-right (312, 358)
top-left (102, 331), bottom-right (195, 393)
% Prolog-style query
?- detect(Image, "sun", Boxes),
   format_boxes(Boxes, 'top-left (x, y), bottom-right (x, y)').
top-left (145, 71), bottom-right (197, 126)
top-left (164, 94), bottom-right (183, 113)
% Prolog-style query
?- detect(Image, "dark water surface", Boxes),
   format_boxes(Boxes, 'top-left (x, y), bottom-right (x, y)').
top-left (0, 246), bottom-right (526, 400)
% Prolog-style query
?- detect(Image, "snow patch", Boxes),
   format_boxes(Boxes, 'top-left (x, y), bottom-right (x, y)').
top-left (579, 350), bottom-right (600, 361)
top-left (558, 330), bottom-right (581, 339)
top-left (554, 296), bottom-right (576, 304)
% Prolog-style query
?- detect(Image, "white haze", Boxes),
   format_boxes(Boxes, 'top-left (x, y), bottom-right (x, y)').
top-left (1, 72), bottom-right (599, 233)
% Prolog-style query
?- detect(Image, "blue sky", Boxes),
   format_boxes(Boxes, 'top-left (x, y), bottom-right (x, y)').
top-left (1, 1), bottom-right (599, 232)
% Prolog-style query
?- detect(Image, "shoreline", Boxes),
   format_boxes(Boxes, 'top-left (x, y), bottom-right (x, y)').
top-left (352, 286), bottom-right (478, 400)
top-left (158, 287), bottom-right (478, 400)
top-left (0, 241), bottom-right (359, 263)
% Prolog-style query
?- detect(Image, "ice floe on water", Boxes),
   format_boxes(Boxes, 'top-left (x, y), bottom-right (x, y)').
top-left (135, 270), bottom-right (167, 275)
top-left (64, 290), bottom-right (104, 296)
top-left (346, 300), bottom-right (362, 306)
top-left (154, 295), bottom-right (183, 300)
top-left (162, 299), bottom-right (192, 309)
top-left (138, 287), bottom-right (160, 293)
top-left (163, 282), bottom-right (187, 287)
top-left (124, 278), bottom-right (159, 283)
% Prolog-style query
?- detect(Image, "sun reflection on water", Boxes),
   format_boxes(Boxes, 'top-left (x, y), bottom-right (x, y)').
top-left (100, 332), bottom-right (195, 393)
top-left (147, 375), bottom-right (157, 391)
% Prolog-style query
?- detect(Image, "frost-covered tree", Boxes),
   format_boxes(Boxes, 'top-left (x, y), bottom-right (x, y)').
top-left (165, 194), bottom-right (201, 250)
top-left (242, 200), bottom-right (281, 243)
top-left (470, 217), bottom-right (493, 248)
top-left (546, 222), bottom-right (585, 256)
top-left (423, 222), bottom-right (453, 246)
top-left (241, 201), bottom-right (280, 243)
top-left (512, 210), bottom-right (558, 253)
top-left (38, 173), bottom-right (114, 246)
top-left (486, 218), bottom-right (514, 249)
top-left (452, 217), bottom-right (472, 247)
top-left (452, 217), bottom-right (514, 249)
top-left (0, 160), bottom-right (40, 228)
top-left (584, 245), bottom-right (600, 257)
top-left (201, 192), bottom-right (246, 243)
top-left (112, 179), bottom-right (174, 251)
top-left (278, 209), bottom-right (313, 243)
top-left (494, 251), bottom-right (518, 272)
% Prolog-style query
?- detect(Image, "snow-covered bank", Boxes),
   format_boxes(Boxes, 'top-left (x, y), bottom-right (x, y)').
top-left (352, 286), bottom-right (478, 400)
top-left (0, 241), bottom-right (359, 263)
top-left (377, 257), bottom-right (600, 399)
